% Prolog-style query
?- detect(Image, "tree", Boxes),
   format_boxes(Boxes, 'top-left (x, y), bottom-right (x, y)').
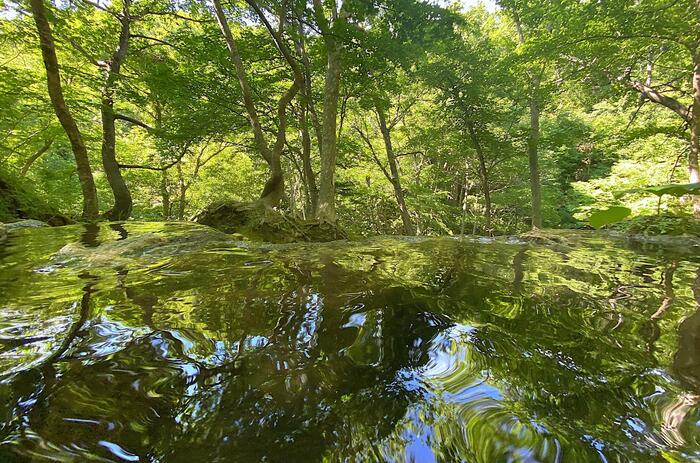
top-left (312, 0), bottom-right (344, 223)
top-left (209, 0), bottom-right (302, 209)
top-left (499, 0), bottom-right (546, 229)
top-left (28, 0), bottom-right (99, 219)
top-left (98, 0), bottom-right (134, 220)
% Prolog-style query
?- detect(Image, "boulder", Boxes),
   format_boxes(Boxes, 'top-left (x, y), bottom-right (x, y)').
top-left (193, 201), bottom-right (345, 243)
top-left (0, 222), bottom-right (6, 243)
top-left (192, 201), bottom-right (258, 234)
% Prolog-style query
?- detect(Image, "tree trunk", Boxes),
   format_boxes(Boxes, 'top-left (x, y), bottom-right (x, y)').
top-left (300, 100), bottom-right (318, 216)
top-left (102, 5), bottom-right (132, 221)
top-left (376, 106), bottom-right (414, 235)
top-left (514, 12), bottom-right (543, 229)
top-left (20, 137), bottom-right (54, 176)
top-left (527, 87), bottom-right (543, 228)
top-left (212, 0), bottom-right (300, 209)
top-left (690, 51), bottom-right (700, 217)
top-left (313, 0), bottom-right (342, 223)
top-left (294, 21), bottom-right (320, 217)
top-left (161, 169), bottom-right (171, 220)
top-left (29, 0), bottom-right (99, 220)
top-left (468, 123), bottom-right (492, 234)
top-left (176, 162), bottom-right (187, 220)
top-left (316, 39), bottom-right (341, 223)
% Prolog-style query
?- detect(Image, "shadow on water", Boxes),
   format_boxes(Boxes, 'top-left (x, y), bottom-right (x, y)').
top-left (0, 222), bottom-right (699, 462)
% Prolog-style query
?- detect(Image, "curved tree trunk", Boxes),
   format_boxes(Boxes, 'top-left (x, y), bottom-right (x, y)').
top-left (376, 106), bottom-right (415, 235)
top-left (101, 3), bottom-right (132, 221)
top-left (212, 0), bottom-right (300, 209)
top-left (29, 0), bottom-right (99, 220)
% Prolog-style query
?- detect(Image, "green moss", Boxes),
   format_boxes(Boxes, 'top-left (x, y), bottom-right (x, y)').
top-left (193, 201), bottom-right (345, 243)
top-left (0, 167), bottom-right (71, 225)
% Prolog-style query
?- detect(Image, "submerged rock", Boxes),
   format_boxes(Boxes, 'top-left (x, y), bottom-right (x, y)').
top-left (6, 219), bottom-right (50, 231)
top-left (193, 201), bottom-right (345, 243)
top-left (55, 222), bottom-right (234, 267)
top-left (519, 228), bottom-right (572, 245)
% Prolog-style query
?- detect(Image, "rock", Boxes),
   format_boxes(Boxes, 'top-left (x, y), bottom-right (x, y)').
top-left (55, 222), bottom-right (234, 267)
top-left (193, 201), bottom-right (345, 243)
top-left (0, 171), bottom-right (73, 226)
top-left (519, 228), bottom-right (572, 246)
top-left (6, 219), bottom-right (50, 231)
top-left (193, 201), bottom-right (258, 234)
top-left (0, 223), bottom-right (6, 243)
top-left (41, 214), bottom-right (73, 226)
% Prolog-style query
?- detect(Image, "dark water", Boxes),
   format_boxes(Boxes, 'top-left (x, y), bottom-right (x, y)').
top-left (1, 222), bottom-right (699, 462)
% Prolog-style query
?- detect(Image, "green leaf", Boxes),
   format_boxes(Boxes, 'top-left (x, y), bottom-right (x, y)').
top-left (615, 182), bottom-right (700, 199)
top-left (589, 206), bottom-right (631, 229)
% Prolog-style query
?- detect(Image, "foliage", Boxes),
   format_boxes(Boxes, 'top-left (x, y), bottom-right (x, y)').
top-left (618, 182), bottom-right (700, 199)
top-left (0, 0), bottom-right (698, 236)
top-left (0, 166), bottom-right (67, 223)
top-left (588, 206), bottom-right (631, 229)
top-left (610, 214), bottom-right (700, 236)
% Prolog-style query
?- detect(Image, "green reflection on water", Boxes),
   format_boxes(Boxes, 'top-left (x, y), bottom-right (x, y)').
top-left (0, 222), bottom-right (699, 462)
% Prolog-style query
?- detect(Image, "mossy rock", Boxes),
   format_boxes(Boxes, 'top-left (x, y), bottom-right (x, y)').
top-left (519, 228), bottom-right (573, 246)
top-left (193, 201), bottom-right (345, 243)
top-left (0, 169), bottom-right (72, 225)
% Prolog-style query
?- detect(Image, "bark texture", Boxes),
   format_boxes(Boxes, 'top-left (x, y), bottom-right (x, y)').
top-left (690, 51), bottom-right (700, 216)
top-left (515, 12), bottom-right (543, 229)
top-left (314, 0), bottom-right (342, 223)
top-left (299, 99), bottom-right (318, 216)
top-left (527, 86), bottom-right (543, 228)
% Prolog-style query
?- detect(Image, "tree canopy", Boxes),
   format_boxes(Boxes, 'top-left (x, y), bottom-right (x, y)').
top-left (2, 0), bottom-right (699, 236)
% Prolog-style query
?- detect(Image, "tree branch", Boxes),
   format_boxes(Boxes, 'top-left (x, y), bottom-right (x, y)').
top-left (354, 125), bottom-right (392, 182)
top-left (130, 34), bottom-right (178, 49)
top-left (20, 137), bottom-right (54, 176)
top-left (628, 80), bottom-right (691, 122)
top-left (114, 113), bottom-right (153, 130)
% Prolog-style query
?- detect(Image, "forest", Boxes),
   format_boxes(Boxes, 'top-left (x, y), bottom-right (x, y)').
top-left (1, 0), bottom-right (699, 238)
top-left (3, 2), bottom-right (700, 461)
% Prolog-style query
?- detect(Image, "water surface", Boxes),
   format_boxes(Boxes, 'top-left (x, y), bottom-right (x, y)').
top-left (0, 222), bottom-right (699, 462)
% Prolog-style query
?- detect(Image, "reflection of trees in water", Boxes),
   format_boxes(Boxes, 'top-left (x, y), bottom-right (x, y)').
top-left (2, 258), bottom-right (449, 461)
top-left (660, 269), bottom-right (700, 449)
top-left (0, 272), bottom-right (96, 458)
top-left (1, 233), bottom-right (700, 461)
